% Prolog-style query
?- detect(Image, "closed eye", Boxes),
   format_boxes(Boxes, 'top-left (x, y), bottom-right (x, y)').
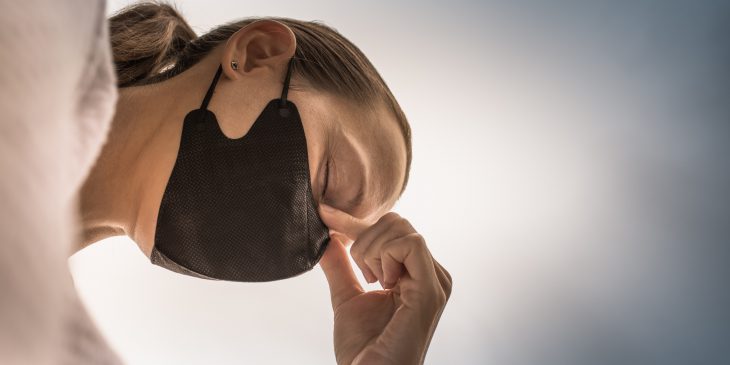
top-left (322, 158), bottom-right (331, 198)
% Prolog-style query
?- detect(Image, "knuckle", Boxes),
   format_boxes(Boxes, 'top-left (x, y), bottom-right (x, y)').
top-left (435, 289), bottom-right (448, 308)
top-left (350, 247), bottom-right (364, 261)
top-left (363, 256), bottom-right (380, 268)
top-left (443, 278), bottom-right (453, 300)
top-left (396, 218), bottom-right (415, 233)
top-left (356, 262), bottom-right (372, 277)
top-left (387, 211), bottom-right (402, 220)
top-left (438, 263), bottom-right (452, 285)
top-left (350, 240), bottom-right (365, 255)
top-left (407, 232), bottom-right (427, 248)
top-left (379, 212), bottom-right (401, 224)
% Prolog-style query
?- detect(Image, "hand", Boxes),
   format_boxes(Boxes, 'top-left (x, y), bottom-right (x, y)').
top-left (318, 205), bottom-right (452, 365)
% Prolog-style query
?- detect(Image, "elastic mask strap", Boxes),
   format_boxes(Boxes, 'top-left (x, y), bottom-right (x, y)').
top-left (200, 65), bottom-right (223, 110)
top-left (200, 60), bottom-right (293, 113)
top-left (279, 58), bottom-right (295, 116)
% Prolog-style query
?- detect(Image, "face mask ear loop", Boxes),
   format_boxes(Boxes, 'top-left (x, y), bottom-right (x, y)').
top-left (200, 65), bottom-right (224, 110)
top-left (278, 58), bottom-right (295, 116)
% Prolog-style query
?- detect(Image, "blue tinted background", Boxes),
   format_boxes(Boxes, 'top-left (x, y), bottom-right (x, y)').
top-left (71, 1), bottom-right (730, 364)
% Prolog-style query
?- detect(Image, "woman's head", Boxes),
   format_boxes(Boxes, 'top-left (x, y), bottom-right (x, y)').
top-left (107, 2), bottom-right (411, 241)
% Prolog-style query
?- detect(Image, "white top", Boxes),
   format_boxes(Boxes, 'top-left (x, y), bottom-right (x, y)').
top-left (0, 0), bottom-right (121, 363)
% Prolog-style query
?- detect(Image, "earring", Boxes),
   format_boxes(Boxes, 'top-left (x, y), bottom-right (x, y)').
top-left (231, 60), bottom-right (239, 70)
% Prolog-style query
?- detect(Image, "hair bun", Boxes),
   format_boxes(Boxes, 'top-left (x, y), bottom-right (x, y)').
top-left (110, 2), bottom-right (197, 87)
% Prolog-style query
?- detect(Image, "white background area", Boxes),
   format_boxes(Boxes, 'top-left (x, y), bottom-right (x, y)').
top-left (70, 1), bottom-right (730, 364)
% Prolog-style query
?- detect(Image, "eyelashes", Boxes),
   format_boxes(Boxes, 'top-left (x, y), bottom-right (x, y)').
top-left (322, 158), bottom-right (331, 198)
top-left (321, 131), bottom-right (338, 202)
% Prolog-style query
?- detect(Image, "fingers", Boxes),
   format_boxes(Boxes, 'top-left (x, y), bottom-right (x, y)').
top-left (432, 259), bottom-right (453, 301)
top-left (319, 205), bottom-right (452, 363)
top-left (375, 233), bottom-right (449, 360)
top-left (358, 214), bottom-right (414, 286)
top-left (318, 205), bottom-right (393, 284)
top-left (319, 234), bottom-right (363, 310)
top-left (318, 204), bottom-right (370, 241)
top-left (380, 233), bottom-right (436, 284)
top-left (319, 205), bottom-right (451, 304)
top-left (381, 246), bottom-right (405, 288)
top-left (350, 213), bottom-right (401, 284)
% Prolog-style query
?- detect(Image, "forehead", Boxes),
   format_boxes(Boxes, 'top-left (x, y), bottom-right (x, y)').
top-left (334, 97), bottom-right (407, 220)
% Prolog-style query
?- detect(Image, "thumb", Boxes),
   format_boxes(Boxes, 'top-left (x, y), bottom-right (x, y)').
top-left (318, 204), bottom-right (369, 241)
top-left (319, 234), bottom-right (363, 310)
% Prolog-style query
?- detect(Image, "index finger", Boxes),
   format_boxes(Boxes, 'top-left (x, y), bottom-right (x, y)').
top-left (318, 204), bottom-right (370, 241)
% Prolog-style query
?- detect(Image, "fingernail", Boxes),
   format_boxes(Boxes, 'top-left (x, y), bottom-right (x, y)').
top-left (320, 204), bottom-right (335, 213)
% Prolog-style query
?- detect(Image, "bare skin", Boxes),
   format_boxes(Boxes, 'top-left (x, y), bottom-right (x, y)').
top-left (78, 20), bottom-right (451, 364)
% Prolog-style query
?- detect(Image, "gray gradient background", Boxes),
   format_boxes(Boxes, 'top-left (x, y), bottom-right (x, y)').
top-left (70, 1), bottom-right (729, 364)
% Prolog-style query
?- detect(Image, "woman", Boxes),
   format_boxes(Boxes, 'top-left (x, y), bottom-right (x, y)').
top-left (0, 2), bottom-right (450, 364)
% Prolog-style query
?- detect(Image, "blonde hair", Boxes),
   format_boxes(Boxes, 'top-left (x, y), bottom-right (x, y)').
top-left (109, 2), bottom-right (412, 193)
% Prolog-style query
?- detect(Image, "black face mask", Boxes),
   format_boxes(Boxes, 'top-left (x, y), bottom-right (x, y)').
top-left (150, 59), bottom-right (330, 282)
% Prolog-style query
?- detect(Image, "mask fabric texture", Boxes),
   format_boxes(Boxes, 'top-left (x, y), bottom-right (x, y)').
top-left (151, 59), bottom-right (330, 282)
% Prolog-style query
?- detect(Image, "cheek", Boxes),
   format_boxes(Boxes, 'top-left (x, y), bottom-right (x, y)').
top-left (295, 103), bottom-right (330, 193)
top-left (288, 90), bottom-right (347, 198)
top-left (301, 123), bottom-right (325, 190)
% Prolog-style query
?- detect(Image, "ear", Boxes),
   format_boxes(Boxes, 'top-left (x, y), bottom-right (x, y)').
top-left (221, 20), bottom-right (296, 80)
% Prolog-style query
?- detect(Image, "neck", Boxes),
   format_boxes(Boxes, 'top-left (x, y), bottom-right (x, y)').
top-left (76, 86), bottom-right (157, 254)
top-left (75, 51), bottom-right (277, 255)
top-left (76, 67), bottom-right (206, 255)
